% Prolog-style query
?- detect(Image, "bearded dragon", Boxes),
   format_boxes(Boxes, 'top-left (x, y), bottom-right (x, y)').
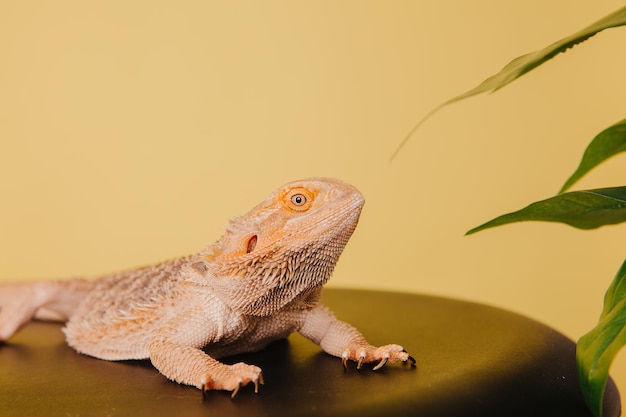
top-left (0, 177), bottom-right (414, 397)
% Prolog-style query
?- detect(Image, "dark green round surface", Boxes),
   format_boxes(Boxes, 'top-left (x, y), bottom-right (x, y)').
top-left (0, 289), bottom-right (620, 417)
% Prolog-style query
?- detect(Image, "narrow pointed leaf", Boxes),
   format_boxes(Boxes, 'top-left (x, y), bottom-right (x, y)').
top-left (448, 5), bottom-right (626, 101)
top-left (392, 6), bottom-right (626, 160)
top-left (577, 259), bottom-right (626, 417)
top-left (466, 187), bottom-right (626, 235)
top-left (560, 118), bottom-right (626, 193)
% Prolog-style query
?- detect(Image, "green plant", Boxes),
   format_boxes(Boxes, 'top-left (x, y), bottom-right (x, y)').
top-left (395, 6), bottom-right (626, 417)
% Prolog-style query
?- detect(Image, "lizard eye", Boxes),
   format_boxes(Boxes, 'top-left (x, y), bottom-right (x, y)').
top-left (291, 194), bottom-right (306, 206)
top-left (284, 187), bottom-right (314, 212)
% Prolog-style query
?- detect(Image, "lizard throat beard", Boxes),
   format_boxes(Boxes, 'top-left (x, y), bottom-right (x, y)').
top-left (207, 215), bottom-right (359, 316)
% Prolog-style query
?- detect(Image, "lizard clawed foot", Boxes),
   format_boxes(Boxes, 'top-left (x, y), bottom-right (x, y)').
top-left (201, 362), bottom-right (264, 399)
top-left (341, 344), bottom-right (415, 371)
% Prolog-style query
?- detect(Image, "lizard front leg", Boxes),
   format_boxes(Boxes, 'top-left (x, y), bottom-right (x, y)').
top-left (299, 304), bottom-right (415, 370)
top-left (147, 310), bottom-right (263, 398)
top-left (148, 340), bottom-right (263, 398)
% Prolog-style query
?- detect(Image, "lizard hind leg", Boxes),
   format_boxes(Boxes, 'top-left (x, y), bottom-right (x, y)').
top-left (0, 279), bottom-right (94, 342)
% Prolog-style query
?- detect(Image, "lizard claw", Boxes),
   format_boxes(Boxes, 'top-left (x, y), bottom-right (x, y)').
top-left (372, 355), bottom-right (388, 371)
top-left (230, 382), bottom-right (241, 399)
top-left (402, 349), bottom-right (417, 367)
top-left (356, 352), bottom-right (365, 370)
top-left (253, 372), bottom-right (265, 393)
top-left (232, 370), bottom-right (265, 398)
top-left (201, 378), bottom-right (213, 399)
top-left (406, 355), bottom-right (417, 367)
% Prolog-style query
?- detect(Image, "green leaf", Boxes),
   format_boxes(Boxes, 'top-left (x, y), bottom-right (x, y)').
top-left (391, 6), bottom-right (626, 160)
top-left (560, 118), bottom-right (626, 193)
top-left (577, 259), bottom-right (626, 417)
top-left (444, 5), bottom-right (626, 100)
top-left (466, 187), bottom-right (626, 235)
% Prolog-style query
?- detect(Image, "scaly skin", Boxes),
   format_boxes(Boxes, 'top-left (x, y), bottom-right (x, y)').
top-left (0, 177), bottom-right (414, 397)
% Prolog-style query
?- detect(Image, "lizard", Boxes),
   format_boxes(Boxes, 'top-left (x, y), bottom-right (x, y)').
top-left (0, 177), bottom-right (414, 398)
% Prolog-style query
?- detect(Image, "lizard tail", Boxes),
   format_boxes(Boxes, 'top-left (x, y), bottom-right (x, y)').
top-left (0, 278), bottom-right (95, 341)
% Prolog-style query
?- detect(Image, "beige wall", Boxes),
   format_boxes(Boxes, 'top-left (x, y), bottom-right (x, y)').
top-left (2, 0), bottom-right (626, 396)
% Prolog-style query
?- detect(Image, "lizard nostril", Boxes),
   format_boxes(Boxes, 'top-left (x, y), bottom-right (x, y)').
top-left (246, 235), bottom-right (258, 254)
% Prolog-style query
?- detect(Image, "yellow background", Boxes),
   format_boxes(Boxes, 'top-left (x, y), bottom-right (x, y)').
top-left (2, 0), bottom-right (626, 397)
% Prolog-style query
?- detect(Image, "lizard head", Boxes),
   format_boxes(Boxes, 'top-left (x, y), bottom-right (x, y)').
top-left (203, 177), bottom-right (364, 315)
